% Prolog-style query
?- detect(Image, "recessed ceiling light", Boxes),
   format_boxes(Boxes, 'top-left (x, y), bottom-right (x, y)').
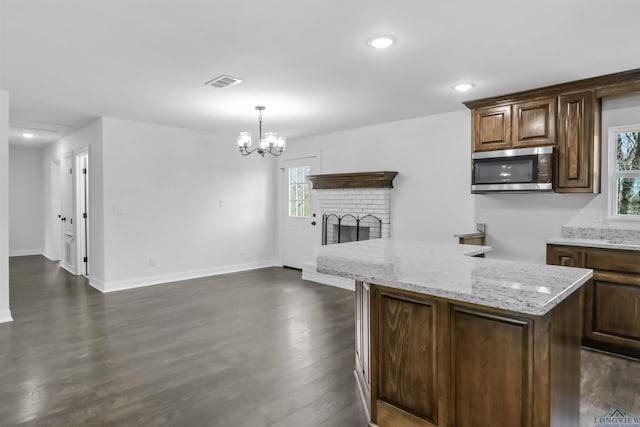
top-left (22, 132), bottom-right (34, 139)
top-left (454, 83), bottom-right (475, 92)
top-left (368, 36), bottom-right (396, 49)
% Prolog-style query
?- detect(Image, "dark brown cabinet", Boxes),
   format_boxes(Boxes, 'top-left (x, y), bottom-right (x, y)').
top-left (546, 244), bottom-right (583, 267)
top-left (472, 99), bottom-right (557, 152)
top-left (462, 72), bottom-right (640, 193)
top-left (557, 91), bottom-right (600, 193)
top-left (547, 244), bottom-right (640, 358)
top-left (363, 284), bottom-right (581, 427)
top-left (472, 105), bottom-right (511, 151)
top-left (512, 97), bottom-right (556, 148)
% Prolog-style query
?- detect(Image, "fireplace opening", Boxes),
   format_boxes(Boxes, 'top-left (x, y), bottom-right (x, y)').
top-left (322, 213), bottom-right (382, 245)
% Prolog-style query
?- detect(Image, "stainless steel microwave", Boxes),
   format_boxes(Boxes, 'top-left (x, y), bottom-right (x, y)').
top-left (471, 146), bottom-right (553, 193)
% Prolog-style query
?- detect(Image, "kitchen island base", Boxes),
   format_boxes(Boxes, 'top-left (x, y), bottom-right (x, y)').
top-left (358, 281), bottom-right (583, 427)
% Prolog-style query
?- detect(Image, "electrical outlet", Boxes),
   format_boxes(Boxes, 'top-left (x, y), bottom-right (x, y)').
top-left (219, 199), bottom-right (224, 207)
top-left (592, 210), bottom-right (603, 223)
top-left (149, 257), bottom-right (157, 267)
top-left (239, 247), bottom-right (246, 257)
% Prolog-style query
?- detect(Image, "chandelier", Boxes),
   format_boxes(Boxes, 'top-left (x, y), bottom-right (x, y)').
top-left (237, 106), bottom-right (286, 156)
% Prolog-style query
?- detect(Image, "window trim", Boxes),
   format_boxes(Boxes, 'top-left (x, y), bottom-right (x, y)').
top-left (608, 124), bottom-right (640, 220)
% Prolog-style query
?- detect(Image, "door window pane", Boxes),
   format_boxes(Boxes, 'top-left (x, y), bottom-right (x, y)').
top-left (288, 166), bottom-right (311, 217)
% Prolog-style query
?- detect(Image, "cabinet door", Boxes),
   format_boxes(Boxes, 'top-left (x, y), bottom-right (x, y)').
top-left (556, 91), bottom-right (599, 193)
top-left (512, 98), bottom-right (556, 148)
top-left (450, 307), bottom-right (533, 427)
top-left (546, 245), bottom-right (583, 267)
top-left (583, 271), bottom-right (640, 358)
top-left (472, 105), bottom-right (512, 151)
top-left (374, 289), bottom-right (439, 427)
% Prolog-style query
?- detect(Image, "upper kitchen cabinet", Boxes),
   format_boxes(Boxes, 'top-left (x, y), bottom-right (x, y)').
top-left (464, 68), bottom-right (640, 193)
top-left (512, 97), bottom-right (556, 148)
top-left (471, 98), bottom-right (555, 152)
top-left (472, 105), bottom-right (511, 151)
top-left (557, 91), bottom-right (599, 192)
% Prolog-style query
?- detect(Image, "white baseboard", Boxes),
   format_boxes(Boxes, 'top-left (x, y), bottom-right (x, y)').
top-left (91, 259), bottom-right (281, 293)
top-left (42, 252), bottom-right (60, 261)
top-left (302, 262), bottom-right (355, 291)
top-left (0, 310), bottom-right (13, 324)
top-left (88, 277), bottom-right (106, 292)
top-left (9, 249), bottom-right (43, 257)
top-left (60, 262), bottom-right (77, 275)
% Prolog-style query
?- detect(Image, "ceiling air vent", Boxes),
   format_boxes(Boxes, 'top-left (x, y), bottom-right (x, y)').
top-left (204, 75), bottom-right (243, 88)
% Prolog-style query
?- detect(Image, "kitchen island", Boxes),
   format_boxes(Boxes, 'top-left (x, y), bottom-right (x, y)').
top-left (316, 240), bottom-right (593, 427)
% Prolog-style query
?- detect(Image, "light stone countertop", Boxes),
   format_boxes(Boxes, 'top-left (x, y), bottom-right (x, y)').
top-left (546, 237), bottom-right (640, 251)
top-left (316, 239), bottom-right (592, 316)
top-left (546, 226), bottom-right (640, 251)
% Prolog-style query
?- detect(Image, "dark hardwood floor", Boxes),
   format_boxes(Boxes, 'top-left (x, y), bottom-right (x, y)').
top-left (0, 256), bottom-right (638, 426)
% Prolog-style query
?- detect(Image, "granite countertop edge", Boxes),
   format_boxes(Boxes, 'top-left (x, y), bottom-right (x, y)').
top-left (546, 237), bottom-right (640, 251)
top-left (316, 265), bottom-right (592, 316)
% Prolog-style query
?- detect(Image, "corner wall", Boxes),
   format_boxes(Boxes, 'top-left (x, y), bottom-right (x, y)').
top-left (0, 90), bottom-right (12, 323)
top-left (9, 146), bottom-right (44, 255)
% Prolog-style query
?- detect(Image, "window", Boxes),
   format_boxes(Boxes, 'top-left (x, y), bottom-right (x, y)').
top-left (288, 166), bottom-right (311, 217)
top-left (609, 125), bottom-right (640, 218)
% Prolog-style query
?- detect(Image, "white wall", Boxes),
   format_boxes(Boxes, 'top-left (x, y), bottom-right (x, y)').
top-left (475, 92), bottom-right (640, 263)
top-left (43, 118), bottom-right (105, 282)
top-left (286, 110), bottom-right (476, 242)
top-left (9, 146), bottom-right (44, 255)
top-left (99, 117), bottom-right (279, 290)
top-left (0, 90), bottom-right (12, 323)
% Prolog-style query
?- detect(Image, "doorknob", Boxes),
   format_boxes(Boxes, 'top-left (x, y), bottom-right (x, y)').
top-left (311, 221), bottom-right (317, 226)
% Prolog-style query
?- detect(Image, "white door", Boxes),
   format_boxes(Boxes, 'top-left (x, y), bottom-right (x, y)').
top-left (50, 160), bottom-right (62, 261)
top-left (60, 154), bottom-right (75, 272)
top-left (75, 152), bottom-right (89, 275)
top-left (282, 156), bottom-right (320, 269)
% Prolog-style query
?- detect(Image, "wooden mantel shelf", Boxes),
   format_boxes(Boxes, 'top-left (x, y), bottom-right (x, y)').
top-left (308, 171), bottom-right (398, 190)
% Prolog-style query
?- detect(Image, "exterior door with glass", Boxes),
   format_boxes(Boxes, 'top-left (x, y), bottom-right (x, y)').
top-left (282, 156), bottom-right (320, 269)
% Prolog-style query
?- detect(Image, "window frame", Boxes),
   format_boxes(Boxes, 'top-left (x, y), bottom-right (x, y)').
top-left (608, 124), bottom-right (640, 220)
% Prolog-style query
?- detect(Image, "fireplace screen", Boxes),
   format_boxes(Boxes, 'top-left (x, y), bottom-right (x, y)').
top-left (321, 213), bottom-right (382, 245)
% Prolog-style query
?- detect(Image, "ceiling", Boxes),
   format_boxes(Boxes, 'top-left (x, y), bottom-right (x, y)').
top-left (2, 0), bottom-right (640, 148)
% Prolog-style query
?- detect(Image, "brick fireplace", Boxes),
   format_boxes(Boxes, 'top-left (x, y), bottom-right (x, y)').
top-left (301, 171), bottom-right (398, 289)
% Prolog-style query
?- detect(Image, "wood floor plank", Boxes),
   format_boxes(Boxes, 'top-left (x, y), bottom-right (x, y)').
top-left (0, 255), bottom-right (638, 426)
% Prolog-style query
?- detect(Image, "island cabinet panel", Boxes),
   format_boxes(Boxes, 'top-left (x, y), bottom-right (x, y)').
top-left (368, 284), bottom-right (581, 427)
top-left (377, 292), bottom-right (437, 425)
top-left (472, 105), bottom-right (512, 151)
top-left (512, 98), bottom-right (556, 148)
top-left (449, 308), bottom-right (532, 427)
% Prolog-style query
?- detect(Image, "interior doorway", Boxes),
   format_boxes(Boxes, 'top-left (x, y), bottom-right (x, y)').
top-left (281, 156), bottom-right (320, 269)
top-left (75, 150), bottom-right (89, 276)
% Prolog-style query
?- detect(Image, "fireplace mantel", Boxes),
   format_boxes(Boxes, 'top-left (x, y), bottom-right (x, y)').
top-left (308, 171), bottom-right (398, 190)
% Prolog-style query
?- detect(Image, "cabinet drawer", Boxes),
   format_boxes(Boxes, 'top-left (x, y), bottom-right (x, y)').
top-left (584, 249), bottom-right (640, 274)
